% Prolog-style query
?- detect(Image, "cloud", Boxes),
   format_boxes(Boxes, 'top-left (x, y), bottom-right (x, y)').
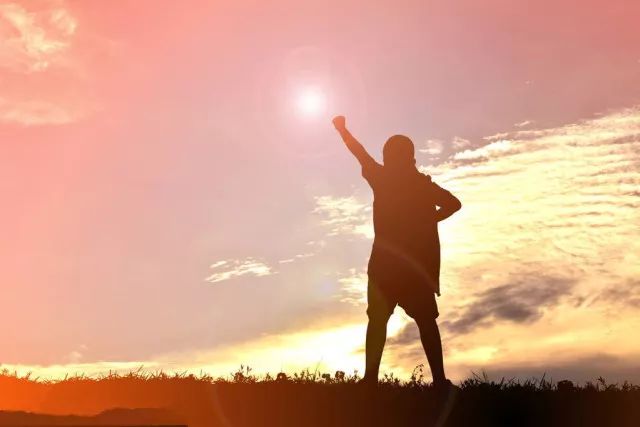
top-left (205, 258), bottom-right (274, 283)
top-left (313, 195), bottom-right (373, 239)
top-left (419, 137), bottom-right (471, 159)
top-left (418, 138), bottom-right (444, 155)
top-left (441, 276), bottom-right (576, 335)
top-left (451, 136), bottom-right (471, 150)
top-left (0, 97), bottom-right (84, 125)
top-left (337, 268), bottom-right (367, 306)
top-left (0, 2), bottom-right (101, 126)
top-left (0, 2), bottom-right (76, 73)
top-left (514, 120), bottom-right (534, 128)
top-left (592, 279), bottom-right (640, 309)
top-left (278, 252), bottom-right (315, 264)
top-left (452, 138), bottom-right (515, 161)
top-left (64, 344), bottom-right (88, 364)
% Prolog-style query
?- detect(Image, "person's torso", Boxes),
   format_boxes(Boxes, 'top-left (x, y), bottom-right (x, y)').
top-left (370, 169), bottom-right (439, 255)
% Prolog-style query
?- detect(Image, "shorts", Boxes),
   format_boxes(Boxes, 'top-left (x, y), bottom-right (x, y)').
top-left (367, 275), bottom-right (439, 321)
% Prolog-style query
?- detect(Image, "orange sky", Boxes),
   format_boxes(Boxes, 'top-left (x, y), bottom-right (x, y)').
top-left (1, 0), bottom-right (639, 383)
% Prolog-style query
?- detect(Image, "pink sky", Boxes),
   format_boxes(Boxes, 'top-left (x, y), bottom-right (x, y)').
top-left (1, 0), bottom-right (639, 383)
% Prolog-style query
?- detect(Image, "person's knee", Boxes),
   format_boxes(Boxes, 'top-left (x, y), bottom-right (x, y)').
top-left (416, 316), bottom-right (439, 334)
top-left (367, 309), bottom-right (391, 327)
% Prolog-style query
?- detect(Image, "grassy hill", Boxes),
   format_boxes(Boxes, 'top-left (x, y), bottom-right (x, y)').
top-left (1, 366), bottom-right (638, 426)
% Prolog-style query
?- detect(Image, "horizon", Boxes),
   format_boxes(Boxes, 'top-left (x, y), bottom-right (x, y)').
top-left (1, 0), bottom-right (639, 384)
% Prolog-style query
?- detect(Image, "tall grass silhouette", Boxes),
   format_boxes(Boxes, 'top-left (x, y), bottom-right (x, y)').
top-left (1, 366), bottom-right (638, 426)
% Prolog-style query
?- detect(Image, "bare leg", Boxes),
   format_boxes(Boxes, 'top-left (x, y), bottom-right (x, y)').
top-left (364, 316), bottom-right (390, 381)
top-left (416, 317), bottom-right (446, 384)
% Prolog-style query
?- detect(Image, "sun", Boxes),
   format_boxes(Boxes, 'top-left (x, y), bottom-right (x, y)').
top-left (296, 87), bottom-right (326, 117)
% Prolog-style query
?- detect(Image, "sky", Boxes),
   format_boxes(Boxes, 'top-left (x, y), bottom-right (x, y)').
top-left (1, 0), bottom-right (639, 383)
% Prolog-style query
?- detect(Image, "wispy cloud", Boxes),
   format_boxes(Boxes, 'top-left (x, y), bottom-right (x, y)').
top-left (278, 252), bottom-right (315, 264)
top-left (514, 120), bottom-right (533, 128)
top-left (0, 97), bottom-right (84, 125)
top-left (313, 195), bottom-right (373, 239)
top-left (337, 268), bottom-right (367, 306)
top-left (591, 279), bottom-right (640, 310)
top-left (0, 2), bottom-right (76, 73)
top-left (451, 136), bottom-right (471, 150)
top-left (418, 137), bottom-right (472, 159)
top-left (452, 138), bottom-right (515, 161)
top-left (205, 258), bottom-right (274, 283)
top-left (0, 2), bottom-right (100, 126)
top-left (418, 138), bottom-right (444, 155)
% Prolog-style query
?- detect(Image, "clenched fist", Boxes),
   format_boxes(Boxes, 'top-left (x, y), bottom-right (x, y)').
top-left (332, 115), bottom-right (346, 131)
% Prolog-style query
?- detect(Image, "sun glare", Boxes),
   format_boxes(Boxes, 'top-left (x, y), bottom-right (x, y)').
top-left (296, 87), bottom-right (326, 117)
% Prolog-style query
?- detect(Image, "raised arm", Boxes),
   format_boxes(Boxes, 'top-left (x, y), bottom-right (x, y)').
top-left (433, 182), bottom-right (462, 222)
top-left (332, 116), bottom-right (378, 169)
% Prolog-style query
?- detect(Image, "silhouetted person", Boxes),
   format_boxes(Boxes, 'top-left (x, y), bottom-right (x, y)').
top-left (332, 116), bottom-right (461, 388)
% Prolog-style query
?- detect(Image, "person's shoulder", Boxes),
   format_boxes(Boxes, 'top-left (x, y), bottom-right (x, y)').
top-left (418, 171), bottom-right (434, 186)
top-left (418, 172), bottom-right (447, 194)
top-left (362, 162), bottom-right (384, 182)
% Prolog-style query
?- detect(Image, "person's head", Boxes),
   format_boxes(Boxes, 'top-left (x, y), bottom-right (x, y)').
top-left (383, 134), bottom-right (415, 169)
